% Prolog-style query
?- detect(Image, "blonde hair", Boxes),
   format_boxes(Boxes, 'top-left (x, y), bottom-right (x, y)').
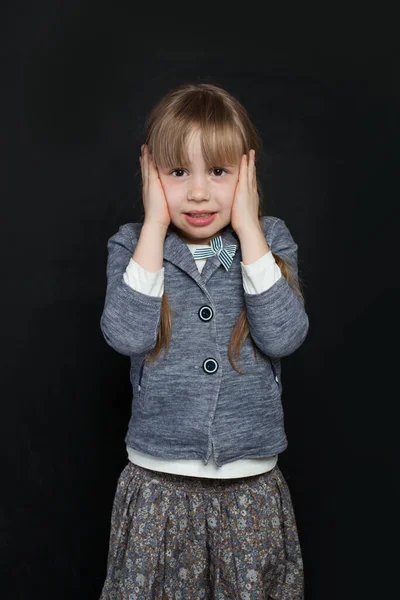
top-left (140, 82), bottom-right (305, 374)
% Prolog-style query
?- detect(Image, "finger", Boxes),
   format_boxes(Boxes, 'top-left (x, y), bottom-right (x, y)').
top-left (141, 145), bottom-right (148, 187)
top-left (147, 151), bottom-right (159, 181)
top-left (142, 144), bottom-right (154, 174)
top-left (139, 146), bottom-right (144, 178)
top-left (144, 144), bottom-right (157, 186)
top-left (238, 153), bottom-right (247, 185)
top-left (248, 149), bottom-right (255, 187)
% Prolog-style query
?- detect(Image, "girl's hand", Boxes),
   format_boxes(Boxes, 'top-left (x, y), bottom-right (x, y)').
top-left (231, 149), bottom-right (260, 235)
top-left (139, 144), bottom-right (171, 229)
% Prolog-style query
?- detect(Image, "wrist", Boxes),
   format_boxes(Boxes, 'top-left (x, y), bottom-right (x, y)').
top-left (235, 220), bottom-right (263, 239)
top-left (142, 220), bottom-right (169, 238)
top-left (237, 222), bottom-right (270, 264)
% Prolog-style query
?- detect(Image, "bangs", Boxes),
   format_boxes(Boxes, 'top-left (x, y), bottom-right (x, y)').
top-left (149, 107), bottom-right (247, 169)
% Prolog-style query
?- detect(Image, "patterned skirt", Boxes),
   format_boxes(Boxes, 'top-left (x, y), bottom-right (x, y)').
top-left (99, 461), bottom-right (304, 599)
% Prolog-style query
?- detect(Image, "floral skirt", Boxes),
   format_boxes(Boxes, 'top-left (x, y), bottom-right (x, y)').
top-left (99, 461), bottom-right (304, 600)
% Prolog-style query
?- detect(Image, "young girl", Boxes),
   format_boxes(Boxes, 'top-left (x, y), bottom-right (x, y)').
top-left (99, 83), bottom-right (309, 600)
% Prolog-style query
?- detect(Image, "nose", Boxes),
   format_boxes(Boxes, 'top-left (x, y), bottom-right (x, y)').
top-left (187, 173), bottom-right (210, 201)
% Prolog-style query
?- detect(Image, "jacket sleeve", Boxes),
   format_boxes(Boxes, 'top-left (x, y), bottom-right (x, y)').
top-left (244, 217), bottom-right (309, 358)
top-left (100, 223), bottom-right (163, 355)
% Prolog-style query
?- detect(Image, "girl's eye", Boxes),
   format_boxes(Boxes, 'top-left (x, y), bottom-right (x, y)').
top-left (171, 169), bottom-right (186, 177)
top-left (212, 168), bottom-right (227, 177)
top-left (170, 168), bottom-right (228, 177)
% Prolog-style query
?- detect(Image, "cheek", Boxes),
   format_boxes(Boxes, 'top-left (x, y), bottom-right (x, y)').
top-left (219, 181), bottom-right (237, 207)
top-left (161, 186), bottom-right (184, 215)
top-left (158, 177), bottom-right (176, 203)
top-left (162, 185), bottom-right (178, 204)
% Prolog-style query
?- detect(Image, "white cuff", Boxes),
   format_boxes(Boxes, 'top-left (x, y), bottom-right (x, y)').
top-left (123, 258), bottom-right (164, 297)
top-left (240, 251), bottom-right (282, 295)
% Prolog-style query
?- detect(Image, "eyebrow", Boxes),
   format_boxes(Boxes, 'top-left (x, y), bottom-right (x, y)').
top-left (162, 162), bottom-right (237, 168)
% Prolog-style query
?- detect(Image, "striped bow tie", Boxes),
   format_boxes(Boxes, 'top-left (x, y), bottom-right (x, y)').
top-left (192, 235), bottom-right (238, 271)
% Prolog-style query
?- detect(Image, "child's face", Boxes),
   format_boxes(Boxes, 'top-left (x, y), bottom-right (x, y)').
top-left (157, 129), bottom-right (240, 245)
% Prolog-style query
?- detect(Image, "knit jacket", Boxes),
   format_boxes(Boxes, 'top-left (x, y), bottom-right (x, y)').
top-left (100, 216), bottom-right (309, 467)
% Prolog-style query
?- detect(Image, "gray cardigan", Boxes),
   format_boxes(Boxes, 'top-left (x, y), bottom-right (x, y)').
top-left (100, 216), bottom-right (309, 468)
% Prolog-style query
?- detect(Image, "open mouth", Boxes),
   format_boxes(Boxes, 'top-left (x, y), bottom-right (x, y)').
top-left (185, 212), bottom-right (216, 217)
top-left (184, 212), bottom-right (217, 226)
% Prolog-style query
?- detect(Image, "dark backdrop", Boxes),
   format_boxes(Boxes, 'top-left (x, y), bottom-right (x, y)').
top-left (2, 4), bottom-right (398, 599)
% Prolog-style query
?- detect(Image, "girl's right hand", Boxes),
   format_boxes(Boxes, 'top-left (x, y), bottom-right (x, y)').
top-left (139, 144), bottom-right (171, 229)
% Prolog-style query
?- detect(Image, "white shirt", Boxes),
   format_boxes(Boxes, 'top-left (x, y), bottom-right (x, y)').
top-left (123, 243), bottom-right (282, 478)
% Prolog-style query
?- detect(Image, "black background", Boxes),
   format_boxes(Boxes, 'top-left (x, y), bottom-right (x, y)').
top-left (2, 4), bottom-right (398, 599)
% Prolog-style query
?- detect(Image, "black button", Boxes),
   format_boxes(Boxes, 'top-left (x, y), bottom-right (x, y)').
top-left (198, 305), bottom-right (213, 322)
top-left (203, 358), bottom-right (219, 374)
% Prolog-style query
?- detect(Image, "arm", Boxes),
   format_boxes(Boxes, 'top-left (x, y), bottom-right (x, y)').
top-left (100, 222), bottom-right (166, 356)
top-left (123, 258), bottom-right (164, 296)
top-left (240, 249), bottom-right (282, 295)
top-left (240, 217), bottom-right (309, 358)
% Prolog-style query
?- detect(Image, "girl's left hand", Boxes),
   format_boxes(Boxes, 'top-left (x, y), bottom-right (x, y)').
top-left (231, 149), bottom-right (260, 235)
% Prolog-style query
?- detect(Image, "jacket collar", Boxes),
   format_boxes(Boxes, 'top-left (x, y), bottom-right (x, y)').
top-left (163, 222), bottom-right (240, 286)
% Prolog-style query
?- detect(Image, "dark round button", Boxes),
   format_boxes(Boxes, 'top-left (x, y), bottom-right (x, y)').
top-left (198, 305), bottom-right (213, 322)
top-left (203, 358), bottom-right (219, 374)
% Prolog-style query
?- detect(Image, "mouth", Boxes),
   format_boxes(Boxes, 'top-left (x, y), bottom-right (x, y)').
top-left (184, 211), bottom-right (216, 217)
top-left (184, 212), bottom-right (217, 226)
